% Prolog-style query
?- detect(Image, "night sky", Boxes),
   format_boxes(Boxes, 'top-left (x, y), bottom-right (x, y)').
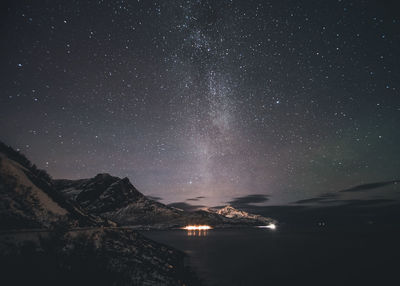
top-left (1, 0), bottom-right (399, 206)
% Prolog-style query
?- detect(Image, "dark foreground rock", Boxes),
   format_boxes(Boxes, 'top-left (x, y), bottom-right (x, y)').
top-left (0, 227), bottom-right (202, 286)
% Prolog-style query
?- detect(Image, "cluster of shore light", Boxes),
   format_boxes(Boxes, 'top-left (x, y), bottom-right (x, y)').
top-left (183, 224), bottom-right (276, 230)
top-left (183, 225), bottom-right (212, 230)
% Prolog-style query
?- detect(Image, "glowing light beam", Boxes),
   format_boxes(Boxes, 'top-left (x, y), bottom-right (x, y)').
top-left (256, 223), bottom-right (276, 230)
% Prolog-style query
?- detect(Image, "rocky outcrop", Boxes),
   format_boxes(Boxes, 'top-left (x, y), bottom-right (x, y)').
top-left (54, 174), bottom-right (182, 226)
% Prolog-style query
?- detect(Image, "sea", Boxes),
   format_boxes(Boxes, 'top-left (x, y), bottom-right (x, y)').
top-left (143, 225), bottom-right (400, 286)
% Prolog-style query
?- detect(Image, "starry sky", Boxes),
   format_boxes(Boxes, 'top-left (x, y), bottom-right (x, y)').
top-left (1, 0), bottom-right (399, 206)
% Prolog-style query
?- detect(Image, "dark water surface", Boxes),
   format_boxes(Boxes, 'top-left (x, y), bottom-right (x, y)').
top-left (143, 226), bottom-right (400, 286)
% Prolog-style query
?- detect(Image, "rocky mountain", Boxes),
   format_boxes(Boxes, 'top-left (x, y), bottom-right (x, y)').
top-left (1, 140), bottom-right (276, 230)
top-left (0, 151), bottom-right (66, 229)
top-left (55, 174), bottom-right (277, 228)
top-left (54, 174), bottom-right (183, 226)
top-left (0, 142), bottom-right (106, 230)
top-left (207, 205), bottom-right (276, 225)
top-left (0, 142), bottom-right (112, 230)
top-left (0, 141), bottom-right (202, 285)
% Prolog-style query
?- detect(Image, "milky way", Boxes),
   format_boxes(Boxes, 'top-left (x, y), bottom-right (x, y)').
top-left (1, 0), bottom-right (399, 205)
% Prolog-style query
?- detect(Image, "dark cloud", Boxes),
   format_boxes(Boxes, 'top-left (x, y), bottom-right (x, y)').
top-left (186, 196), bottom-right (206, 202)
top-left (147, 195), bottom-right (163, 202)
top-left (295, 193), bottom-right (338, 204)
top-left (168, 202), bottom-right (205, 212)
top-left (295, 197), bottom-right (327, 204)
top-left (340, 180), bottom-right (400, 193)
top-left (295, 180), bottom-right (400, 206)
top-left (319, 199), bottom-right (396, 207)
top-left (228, 194), bottom-right (269, 208)
top-left (237, 205), bottom-right (307, 222)
top-left (235, 199), bottom-right (400, 227)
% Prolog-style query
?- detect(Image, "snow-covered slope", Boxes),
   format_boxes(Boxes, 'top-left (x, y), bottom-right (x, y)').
top-left (54, 175), bottom-right (278, 228)
top-left (0, 142), bottom-right (109, 229)
top-left (54, 173), bottom-right (280, 228)
top-left (54, 174), bottom-right (182, 226)
top-left (207, 205), bottom-right (276, 225)
top-left (0, 139), bottom-right (277, 230)
top-left (0, 152), bottom-right (68, 228)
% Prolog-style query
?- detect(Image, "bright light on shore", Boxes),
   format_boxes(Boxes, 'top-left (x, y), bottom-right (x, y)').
top-left (183, 225), bottom-right (212, 230)
top-left (256, 223), bottom-right (276, 230)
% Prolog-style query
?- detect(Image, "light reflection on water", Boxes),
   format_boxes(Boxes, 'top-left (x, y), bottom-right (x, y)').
top-left (186, 229), bottom-right (209, 236)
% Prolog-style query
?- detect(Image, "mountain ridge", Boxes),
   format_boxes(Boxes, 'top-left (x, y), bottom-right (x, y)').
top-left (1, 141), bottom-right (276, 230)
top-left (54, 173), bottom-right (277, 228)
top-left (208, 205), bottom-right (276, 225)
top-left (0, 142), bottom-right (110, 229)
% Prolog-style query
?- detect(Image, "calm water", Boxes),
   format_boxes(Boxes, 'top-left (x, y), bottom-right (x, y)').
top-left (143, 226), bottom-right (400, 286)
